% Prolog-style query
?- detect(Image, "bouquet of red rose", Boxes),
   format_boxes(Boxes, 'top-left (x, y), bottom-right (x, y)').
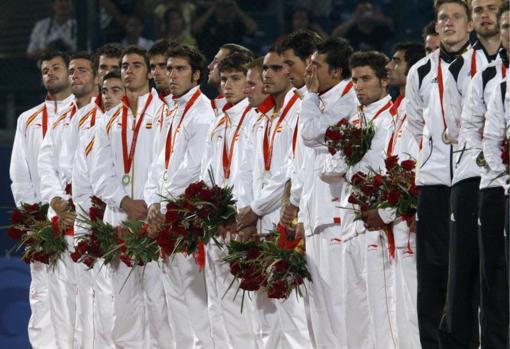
top-left (224, 224), bottom-right (311, 306)
top-left (114, 220), bottom-right (159, 267)
top-left (72, 196), bottom-right (115, 268)
top-left (377, 155), bottom-right (418, 225)
top-left (155, 179), bottom-right (236, 269)
top-left (346, 171), bottom-right (386, 221)
top-left (22, 216), bottom-right (67, 267)
top-left (6, 202), bottom-right (48, 242)
top-left (324, 115), bottom-right (375, 166)
top-left (260, 224), bottom-right (309, 299)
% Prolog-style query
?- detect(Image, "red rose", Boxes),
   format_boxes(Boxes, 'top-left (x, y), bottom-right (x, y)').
top-left (51, 216), bottom-right (61, 237)
top-left (347, 194), bottom-right (357, 204)
top-left (328, 147), bottom-right (337, 155)
top-left (89, 207), bottom-right (103, 222)
top-left (343, 145), bottom-right (353, 157)
top-left (11, 209), bottom-right (24, 225)
top-left (401, 159), bottom-right (416, 171)
top-left (229, 261), bottom-right (242, 276)
top-left (267, 280), bottom-right (287, 299)
top-left (184, 182), bottom-right (205, 200)
top-left (120, 255), bottom-right (132, 267)
top-left (7, 227), bottom-right (24, 241)
top-left (239, 278), bottom-right (261, 291)
top-left (372, 175), bottom-right (385, 187)
top-left (325, 127), bottom-right (342, 142)
top-left (387, 190), bottom-right (401, 205)
top-left (34, 213), bottom-right (46, 222)
top-left (76, 241), bottom-right (88, 255)
top-left (196, 207), bottom-right (210, 219)
top-left (501, 150), bottom-right (509, 165)
top-left (337, 118), bottom-right (349, 127)
top-left (409, 182), bottom-right (418, 196)
top-left (361, 185), bottom-right (376, 196)
top-left (246, 248), bottom-right (261, 260)
top-left (385, 155), bottom-right (399, 171)
top-left (272, 260), bottom-right (289, 274)
top-left (350, 128), bottom-right (362, 139)
top-left (25, 204), bottom-right (40, 213)
top-left (70, 250), bottom-right (81, 263)
top-left (351, 172), bottom-right (366, 186)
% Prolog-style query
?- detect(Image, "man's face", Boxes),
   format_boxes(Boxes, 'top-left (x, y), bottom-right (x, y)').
top-left (220, 69), bottom-right (247, 105)
top-left (41, 56), bottom-right (70, 94)
top-left (352, 65), bottom-right (388, 106)
top-left (101, 78), bottom-right (125, 111)
top-left (501, 10), bottom-right (510, 50)
top-left (244, 67), bottom-right (267, 107)
top-left (121, 53), bottom-right (150, 92)
top-left (150, 54), bottom-right (170, 92)
top-left (471, 0), bottom-right (500, 39)
top-left (167, 56), bottom-right (198, 97)
top-left (310, 52), bottom-right (339, 93)
top-left (385, 50), bottom-right (407, 88)
top-left (53, 0), bottom-right (71, 17)
top-left (436, 3), bottom-right (472, 47)
top-left (424, 34), bottom-right (441, 54)
top-left (282, 48), bottom-right (307, 88)
top-left (208, 48), bottom-right (230, 86)
top-left (69, 58), bottom-right (97, 98)
top-left (97, 55), bottom-right (120, 81)
top-left (262, 52), bottom-right (291, 96)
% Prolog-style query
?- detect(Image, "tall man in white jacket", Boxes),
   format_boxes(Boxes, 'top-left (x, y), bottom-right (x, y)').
top-left (90, 46), bottom-right (164, 348)
top-left (405, 1), bottom-right (472, 347)
top-left (38, 51), bottom-right (99, 349)
top-left (201, 52), bottom-right (260, 349)
top-left (236, 47), bottom-right (312, 349)
top-left (145, 45), bottom-right (215, 348)
top-left (473, 4), bottom-right (510, 347)
top-left (298, 37), bottom-right (357, 349)
top-left (440, 1), bottom-right (502, 346)
top-left (10, 50), bottom-right (73, 349)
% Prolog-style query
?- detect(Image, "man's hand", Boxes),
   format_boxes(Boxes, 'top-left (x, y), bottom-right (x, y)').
top-left (295, 222), bottom-right (305, 240)
top-left (237, 226), bottom-right (258, 242)
top-left (50, 197), bottom-right (75, 226)
top-left (361, 209), bottom-right (386, 231)
top-left (146, 203), bottom-right (164, 238)
top-left (120, 196), bottom-right (148, 220)
top-left (305, 63), bottom-right (319, 93)
top-left (280, 204), bottom-right (298, 228)
top-left (236, 206), bottom-right (259, 231)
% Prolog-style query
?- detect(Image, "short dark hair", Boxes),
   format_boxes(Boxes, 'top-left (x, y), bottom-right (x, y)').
top-left (102, 70), bottom-right (122, 83)
top-left (280, 29), bottom-right (324, 62)
top-left (422, 21), bottom-right (438, 40)
top-left (167, 45), bottom-right (207, 84)
top-left (148, 39), bottom-right (177, 59)
top-left (434, 0), bottom-right (470, 20)
top-left (349, 51), bottom-right (389, 80)
top-left (95, 43), bottom-right (122, 59)
top-left (316, 37), bottom-right (353, 79)
top-left (121, 45), bottom-right (150, 69)
top-left (38, 50), bottom-right (70, 69)
top-left (392, 42), bottom-right (426, 75)
top-left (218, 52), bottom-right (253, 74)
top-left (70, 51), bottom-right (97, 75)
top-left (498, 1), bottom-right (510, 26)
top-left (220, 43), bottom-right (255, 60)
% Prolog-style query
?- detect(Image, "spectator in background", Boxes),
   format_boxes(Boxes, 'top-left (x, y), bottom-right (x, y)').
top-left (154, 0), bottom-right (196, 38)
top-left (332, 0), bottom-right (393, 51)
top-left (163, 8), bottom-right (197, 46)
top-left (27, 0), bottom-right (77, 59)
top-left (121, 16), bottom-right (154, 50)
top-left (192, 0), bottom-right (257, 59)
top-left (276, 7), bottom-right (327, 44)
top-left (422, 20), bottom-right (440, 54)
top-left (98, 0), bottom-right (140, 43)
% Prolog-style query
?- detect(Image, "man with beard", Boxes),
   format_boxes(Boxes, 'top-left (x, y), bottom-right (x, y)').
top-left (10, 50), bottom-right (73, 349)
top-left (38, 52), bottom-right (99, 348)
top-left (405, 0), bottom-right (472, 347)
top-left (207, 43), bottom-right (254, 116)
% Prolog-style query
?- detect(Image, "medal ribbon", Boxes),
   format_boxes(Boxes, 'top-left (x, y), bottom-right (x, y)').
top-left (263, 92), bottom-right (299, 172)
top-left (42, 105), bottom-right (48, 138)
top-left (165, 89), bottom-right (201, 170)
top-left (121, 94), bottom-right (153, 176)
top-left (222, 106), bottom-right (251, 179)
top-left (437, 56), bottom-right (448, 131)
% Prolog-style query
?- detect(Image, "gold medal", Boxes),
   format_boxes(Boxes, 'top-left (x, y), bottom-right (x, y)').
top-left (441, 129), bottom-right (451, 144)
top-left (122, 174), bottom-right (131, 185)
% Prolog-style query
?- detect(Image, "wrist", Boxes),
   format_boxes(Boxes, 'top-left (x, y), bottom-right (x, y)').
top-left (120, 196), bottom-right (130, 210)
